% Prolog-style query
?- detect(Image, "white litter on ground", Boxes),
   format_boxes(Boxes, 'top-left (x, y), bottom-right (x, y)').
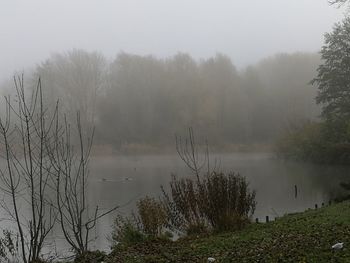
top-left (332, 242), bottom-right (344, 250)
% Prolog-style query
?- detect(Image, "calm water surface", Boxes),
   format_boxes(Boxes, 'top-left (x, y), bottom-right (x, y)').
top-left (80, 152), bottom-right (349, 251)
top-left (2, 153), bottom-right (349, 256)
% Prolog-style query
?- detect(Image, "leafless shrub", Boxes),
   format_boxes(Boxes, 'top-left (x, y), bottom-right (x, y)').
top-left (0, 76), bottom-right (57, 263)
top-left (175, 127), bottom-right (210, 178)
top-left (162, 172), bottom-right (256, 234)
top-left (0, 75), bottom-right (118, 261)
top-left (163, 128), bottom-right (256, 234)
top-left (161, 175), bottom-right (206, 234)
top-left (46, 110), bottom-right (118, 256)
top-left (199, 172), bottom-right (256, 231)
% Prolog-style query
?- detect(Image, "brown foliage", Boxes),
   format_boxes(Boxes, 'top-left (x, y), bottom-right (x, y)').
top-left (162, 172), bottom-right (256, 234)
top-left (136, 196), bottom-right (168, 238)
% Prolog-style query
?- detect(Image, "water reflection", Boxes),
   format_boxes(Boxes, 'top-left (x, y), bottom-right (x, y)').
top-left (83, 153), bottom-right (349, 251)
top-left (1, 153), bottom-right (349, 255)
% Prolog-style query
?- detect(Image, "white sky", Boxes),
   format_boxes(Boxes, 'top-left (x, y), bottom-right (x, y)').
top-left (0, 0), bottom-right (346, 81)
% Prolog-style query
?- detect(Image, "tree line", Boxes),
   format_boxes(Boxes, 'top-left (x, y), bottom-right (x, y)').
top-left (2, 50), bottom-right (321, 149)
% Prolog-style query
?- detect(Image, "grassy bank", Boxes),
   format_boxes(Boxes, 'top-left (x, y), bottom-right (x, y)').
top-left (106, 201), bottom-right (350, 262)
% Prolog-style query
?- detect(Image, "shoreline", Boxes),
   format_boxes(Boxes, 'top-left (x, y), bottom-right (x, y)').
top-left (91, 143), bottom-right (274, 156)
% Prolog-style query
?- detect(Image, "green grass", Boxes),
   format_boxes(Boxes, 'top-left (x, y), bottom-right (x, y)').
top-left (106, 201), bottom-right (350, 262)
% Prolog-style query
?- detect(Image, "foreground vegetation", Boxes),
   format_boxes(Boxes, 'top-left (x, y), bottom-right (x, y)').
top-left (106, 201), bottom-right (350, 262)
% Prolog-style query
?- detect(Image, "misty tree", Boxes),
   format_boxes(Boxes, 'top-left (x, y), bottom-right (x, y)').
top-left (34, 49), bottom-right (107, 128)
top-left (98, 52), bottom-right (201, 145)
top-left (310, 17), bottom-right (350, 144)
top-left (22, 49), bottom-right (321, 149)
top-left (165, 53), bottom-right (200, 133)
top-left (198, 54), bottom-right (245, 142)
top-left (256, 53), bottom-right (320, 131)
top-left (100, 53), bottom-right (166, 144)
top-left (312, 18), bottom-right (350, 122)
top-left (95, 51), bottom-right (321, 147)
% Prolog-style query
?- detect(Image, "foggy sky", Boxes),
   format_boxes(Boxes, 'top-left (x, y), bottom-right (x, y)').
top-left (0, 0), bottom-right (346, 82)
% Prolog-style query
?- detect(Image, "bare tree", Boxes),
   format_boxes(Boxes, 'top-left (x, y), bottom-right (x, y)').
top-left (46, 112), bottom-right (118, 256)
top-left (175, 127), bottom-right (212, 179)
top-left (0, 76), bottom-right (57, 263)
top-left (0, 75), bottom-right (118, 261)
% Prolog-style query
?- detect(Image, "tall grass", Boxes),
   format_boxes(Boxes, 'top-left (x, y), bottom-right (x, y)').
top-left (136, 196), bottom-right (168, 237)
top-left (112, 196), bottom-right (169, 247)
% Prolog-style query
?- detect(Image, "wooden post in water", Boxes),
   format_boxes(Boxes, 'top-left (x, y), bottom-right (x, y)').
top-left (266, 216), bottom-right (269, 223)
top-left (315, 204), bottom-right (318, 209)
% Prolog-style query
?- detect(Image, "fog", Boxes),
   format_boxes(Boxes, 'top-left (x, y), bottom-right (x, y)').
top-left (0, 0), bottom-right (346, 149)
top-left (0, 0), bottom-right (345, 82)
top-left (2, 2), bottom-right (350, 259)
top-left (0, 50), bottom-right (320, 149)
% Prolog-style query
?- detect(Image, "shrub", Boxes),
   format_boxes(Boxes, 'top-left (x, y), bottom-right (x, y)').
top-left (112, 196), bottom-right (171, 248)
top-left (275, 121), bottom-right (323, 161)
top-left (162, 175), bottom-right (205, 234)
top-left (136, 196), bottom-right (168, 238)
top-left (162, 172), bottom-right (256, 234)
top-left (112, 215), bottom-right (146, 247)
top-left (200, 172), bottom-right (256, 231)
top-left (275, 120), bottom-right (350, 164)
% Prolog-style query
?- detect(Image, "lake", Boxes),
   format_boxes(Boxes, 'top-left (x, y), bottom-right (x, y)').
top-left (79, 152), bottom-right (349, 252)
top-left (2, 152), bottom-right (349, 256)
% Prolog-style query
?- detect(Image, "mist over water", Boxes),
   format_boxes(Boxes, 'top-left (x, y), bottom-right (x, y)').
top-left (0, 152), bottom-right (347, 255)
top-left (82, 153), bottom-right (348, 251)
